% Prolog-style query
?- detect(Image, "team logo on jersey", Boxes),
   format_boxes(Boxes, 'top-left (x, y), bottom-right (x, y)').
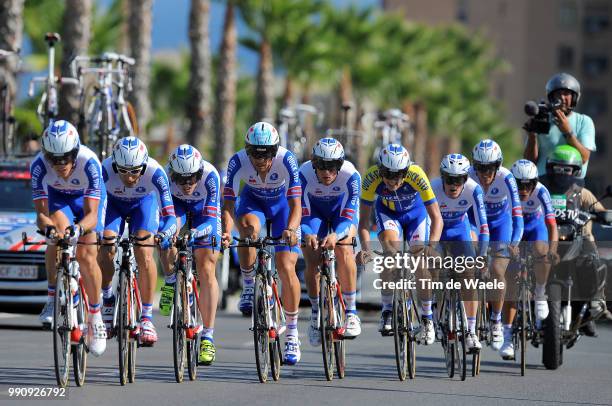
top-left (71, 178), bottom-right (80, 185)
top-left (459, 199), bottom-right (468, 206)
top-left (491, 187), bottom-right (499, 195)
top-left (527, 200), bottom-right (535, 206)
top-left (136, 186), bottom-right (146, 193)
top-left (248, 177), bottom-right (256, 184)
top-left (333, 186), bottom-right (341, 192)
top-left (315, 189), bottom-right (323, 195)
top-left (193, 191), bottom-right (201, 197)
top-left (270, 173), bottom-right (279, 181)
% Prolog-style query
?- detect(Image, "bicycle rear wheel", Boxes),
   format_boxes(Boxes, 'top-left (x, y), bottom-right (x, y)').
top-left (187, 277), bottom-right (201, 381)
top-left (118, 271), bottom-right (129, 385)
top-left (520, 282), bottom-right (528, 376)
top-left (72, 282), bottom-right (88, 387)
top-left (319, 275), bottom-right (335, 381)
top-left (334, 290), bottom-right (346, 379)
top-left (407, 294), bottom-right (417, 379)
top-left (269, 280), bottom-right (282, 382)
top-left (172, 274), bottom-right (186, 383)
top-left (472, 290), bottom-right (486, 377)
top-left (253, 274), bottom-right (270, 383)
top-left (455, 295), bottom-right (467, 381)
top-left (440, 292), bottom-right (455, 378)
top-left (53, 270), bottom-right (70, 388)
top-left (392, 288), bottom-right (408, 381)
top-left (128, 274), bottom-right (139, 383)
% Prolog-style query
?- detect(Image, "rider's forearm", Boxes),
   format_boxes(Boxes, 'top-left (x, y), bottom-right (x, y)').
top-left (547, 222), bottom-right (559, 253)
top-left (524, 133), bottom-right (538, 162)
top-left (221, 201), bottom-right (235, 235)
top-left (358, 226), bottom-right (370, 251)
top-left (79, 198), bottom-right (101, 233)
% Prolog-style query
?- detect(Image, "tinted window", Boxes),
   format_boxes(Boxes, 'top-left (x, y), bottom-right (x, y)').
top-left (0, 179), bottom-right (34, 212)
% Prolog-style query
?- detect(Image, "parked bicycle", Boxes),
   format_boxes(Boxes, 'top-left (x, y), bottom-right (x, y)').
top-left (28, 33), bottom-right (78, 128)
top-left (229, 221), bottom-right (286, 383)
top-left (101, 219), bottom-right (155, 386)
top-left (22, 230), bottom-right (91, 388)
top-left (71, 52), bottom-right (137, 159)
top-left (0, 48), bottom-right (20, 156)
top-left (277, 104), bottom-right (320, 162)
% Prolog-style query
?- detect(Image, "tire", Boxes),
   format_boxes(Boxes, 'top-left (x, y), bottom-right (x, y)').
top-left (542, 283), bottom-right (562, 370)
top-left (117, 271), bottom-right (129, 386)
top-left (253, 274), bottom-right (270, 383)
top-left (520, 282), bottom-right (528, 376)
top-left (187, 277), bottom-right (200, 381)
top-left (334, 287), bottom-right (346, 379)
top-left (472, 292), bottom-right (484, 377)
top-left (127, 275), bottom-right (139, 384)
top-left (320, 275), bottom-right (335, 381)
top-left (455, 295), bottom-right (467, 381)
top-left (440, 293), bottom-right (454, 378)
top-left (53, 270), bottom-right (70, 388)
top-left (392, 288), bottom-right (408, 381)
top-left (72, 282), bottom-right (88, 387)
top-left (269, 279), bottom-right (282, 382)
top-left (407, 297), bottom-right (417, 379)
top-left (172, 273), bottom-right (186, 383)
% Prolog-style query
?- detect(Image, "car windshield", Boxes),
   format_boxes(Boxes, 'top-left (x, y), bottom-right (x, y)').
top-left (0, 178), bottom-right (34, 212)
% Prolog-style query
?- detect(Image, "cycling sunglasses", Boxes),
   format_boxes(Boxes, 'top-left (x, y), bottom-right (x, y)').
top-left (312, 159), bottom-right (342, 172)
top-left (44, 151), bottom-right (77, 166)
top-left (116, 166), bottom-right (143, 175)
top-left (246, 145), bottom-right (278, 160)
top-left (474, 162), bottom-right (499, 173)
top-left (172, 171), bottom-right (203, 185)
top-left (379, 167), bottom-right (408, 180)
top-left (442, 174), bottom-right (467, 186)
top-left (551, 165), bottom-right (577, 176)
top-left (517, 180), bottom-right (537, 190)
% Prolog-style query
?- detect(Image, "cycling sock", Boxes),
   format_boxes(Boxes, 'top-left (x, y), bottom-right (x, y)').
top-left (102, 285), bottom-right (113, 300)
top-left (343, 291), bottom-right (357, 315)
top-left (142, 303), bottom-right (153, 320)
top-left (88, 302), bottom-right (101, 315)
top-left (241, 267), bottom-right (255, 287)
top-left (202, 326), bottom-right (214, 341)
top-left (309, 296), bottom-right (319, 314)
top-left (381, 294), bottom-right (393, 312)
top-left (165, 273), bottom-right (176, 285)
top-left (535, 283), bottom-right (546, 298)
top-left (47, 285), bottom-right (56, 298)
top-left (503, 324), bottom-right (513, 339)
top-left (421, 300), bottom-right (433, 319)
top-left (490, 310), bottom-right (502, 322)
top-left (467, 317), bottom-right (476, 334)
top-left (285, 310), bottom-right (299, 339)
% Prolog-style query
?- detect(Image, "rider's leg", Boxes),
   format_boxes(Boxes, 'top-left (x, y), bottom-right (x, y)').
top-left (235, 213), bottom-right (261, 315)
top-left (336, 226), bottom-right (358, 314)
top-left (194, 247), bottom-right (220, 335)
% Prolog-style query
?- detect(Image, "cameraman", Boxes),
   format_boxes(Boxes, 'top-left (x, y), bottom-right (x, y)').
top-left (524, 73), bottom-right (596, 186)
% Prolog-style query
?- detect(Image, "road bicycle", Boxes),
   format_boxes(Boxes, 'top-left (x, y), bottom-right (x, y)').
top-left (0, 48), bottom-right (20, 156)
top-left (71, 52), bottom-right (137, 159)
top-left (277, 104), bottom-right (319, 162)
top-left (22, 231), bottom-right (92, 388)
top-left (371, 109), bottom-right (411, 164)
top-left (28, 33), bottom-right (78, 128)
top-left (230, 221), bottom-right (286, 383)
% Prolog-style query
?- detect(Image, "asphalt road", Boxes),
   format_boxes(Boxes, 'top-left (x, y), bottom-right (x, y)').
top-left (1, 309), bottom-right (611, 406)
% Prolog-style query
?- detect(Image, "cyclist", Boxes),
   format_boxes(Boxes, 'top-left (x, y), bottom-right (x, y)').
top-left (300, 137), bottom-right (362, 346)
top-left (221, 122), bottom-right (303, 365)
top-left (498, 159), bottom-right (559, 359)
top-left (469, 139), bottom-right (523, 351)
top-left (30, 120), bottom-right (107, 356)
top-left (98, 137), bottom-right (176, 346)
top-left (431, 154), bottom-right (489, 352)
top-left (357, 144), bottom-right (443, 344)
top-left (158, 144), bottom-right (221, 365)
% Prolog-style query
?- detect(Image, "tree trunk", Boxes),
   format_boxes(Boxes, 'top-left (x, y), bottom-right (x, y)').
top-left (425, 134), bottom-right (440, 178)
top-left (0, 0), bottom-right (24, 98)
top-left (252, 38), bottom-right (274, 123)
top-left (186, 0), bottom-right (212, 148)
top-left (213, 2), bottom-right (237, 170)
top-left (411, 101), bottom-right (427, 167)
top-left (282, 76), bottom-right (294, 108)
top-left (59, 0), bottom-right (92, 125)
top-left (128, 0), bottom-right (153, 135)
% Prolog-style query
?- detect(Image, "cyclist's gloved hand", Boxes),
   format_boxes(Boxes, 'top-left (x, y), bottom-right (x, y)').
top-left (156, 231), bottom-right (172, 250)
top-left (45, 225), bottom-right (57, 245)
top-left (65, 224), bottom-right (82, 246)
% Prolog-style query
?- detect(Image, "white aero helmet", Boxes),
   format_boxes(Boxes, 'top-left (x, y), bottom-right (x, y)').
top-left (245, 121), bottom-right (280, 146)
top-left (511, 159), bottom-right (539, 181)
top-left (168, 144), bottom-right (204, 179)
top-left (112, 136), bottom-right (149, 170)
top-left (41, 120), bottom-right (80, 161)
top-left (472, 139), bottom-right (503, 166)
top-left (378, 143), bottom-right (411, 172)
top-left (440, 154), bottom-right (470, 177)
top-left (313, 137), bottom-right (344, 161)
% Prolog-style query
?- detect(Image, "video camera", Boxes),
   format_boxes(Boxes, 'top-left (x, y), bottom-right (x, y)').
top-left (523, 99), bottom-right (563, 134)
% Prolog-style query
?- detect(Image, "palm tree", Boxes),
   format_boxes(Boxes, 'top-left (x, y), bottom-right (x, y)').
top-left (0, 0), bottom-right (25, 98)
top-left (127, 0), bottom-right (153, 135)
top-left (213, 1), bottom-right (237, 169)
top-left (58, 0), bottom-right (92, 125)
top-left (186, 0), bottom-right (212, 148)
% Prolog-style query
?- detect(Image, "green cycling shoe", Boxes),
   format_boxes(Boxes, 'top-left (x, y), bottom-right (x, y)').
top-left (199, 338), bottom-right (216, 365)
top-left (159, 284), bottom-right (175, 316)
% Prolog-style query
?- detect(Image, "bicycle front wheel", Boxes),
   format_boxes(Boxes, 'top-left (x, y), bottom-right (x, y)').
top-left (334, 286), bottom-right (346, 379)
top-left (72, 282), bottom-right (88, 387)
top-left (269, 279), bottom-right (282, 382)
top-left (172, 274), bottom-right (186, 383)
top-left (440, 292), bottom-right (455, 378)
top-left (253, 274), bottom-right (270, 383)
top-left (53, 270), bottom-right (70, 388)
top-left (520, 282), bottom-right (528, 376)
top-left (319, 275), bottom-right (335, 381)
top-left (392, 288), bottom-right (408, 381)
top-left (187, 277), bottom-right (201, 381)
top-left (117, 271), bottom-right (129, 385)
top-left (455, 295), bottom-right (467, 381)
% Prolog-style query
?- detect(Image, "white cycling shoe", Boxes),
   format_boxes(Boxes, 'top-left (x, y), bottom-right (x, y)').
top-left (490, 322), bottom-right (504, 351)
top-left (500, 341), bottom-right (515, 360)
top-left (466, 333), bottom-right (482, 352)
top-left (284, 336), bottom-right (301, 365)
top-left (535, 296), bottom-right (549, 321)
top-left (39, 300), bottom-right (54, 328)
top-left (343, 313), bottom-right (361, 338)
top-left (308, 313), bottom-right (321, 346)
top-left (88, 318), bottom-right (107, 357)
top-left (417, 317), bottom-right (435, 345)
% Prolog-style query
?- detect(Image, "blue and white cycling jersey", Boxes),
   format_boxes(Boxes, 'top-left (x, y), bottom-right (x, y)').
top-left (102, 157), bottom-right (176, 235)
top-left (469, 166), bottom-right (523, 245)
top-left (521, 182), bottom-right (556, 242)
top-left (432, 177), bottom-right (489, 256)
top-left (170, 160), bottom-right (221, 250)
top-left (223, 146), bottom-right (301, 203)
top-left (299, 160), bottom-right (361, 240)
top-left (30, 145), bottom-right (106, 231)
top-left (31, 145), bottom-right (103, 201)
